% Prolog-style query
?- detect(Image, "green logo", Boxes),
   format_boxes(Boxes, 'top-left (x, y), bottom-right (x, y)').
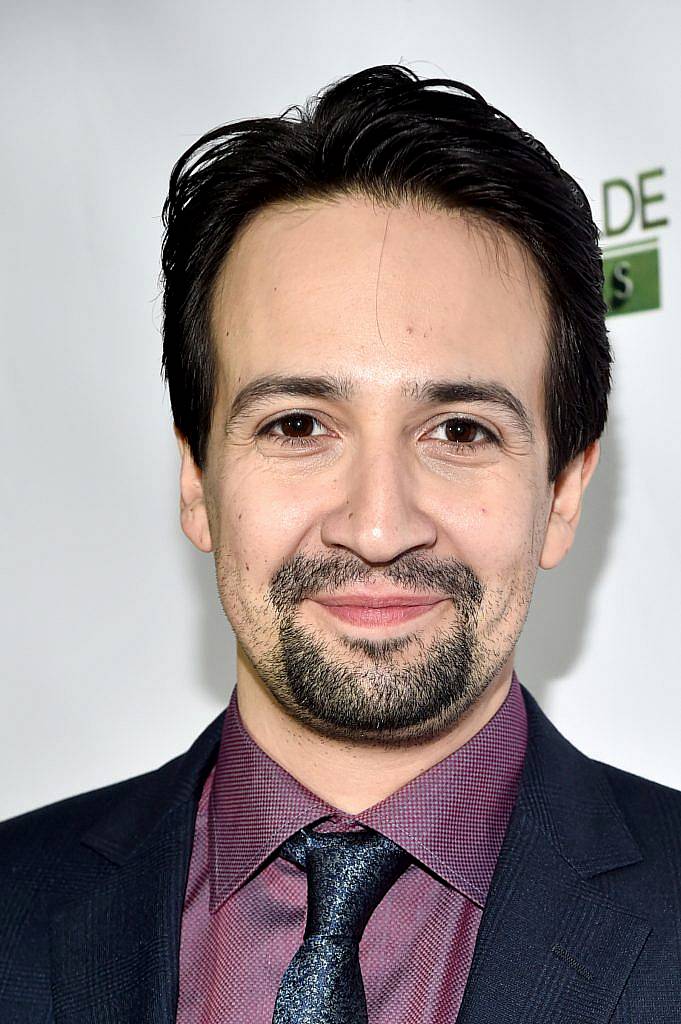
top-left (603, 241), bottom-right (660, 317)
top-left (600, 168), bottom-right (668, 317)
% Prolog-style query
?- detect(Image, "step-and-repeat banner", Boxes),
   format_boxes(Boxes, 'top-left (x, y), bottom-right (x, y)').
top-left (1, 0), bottom-right (678, 819)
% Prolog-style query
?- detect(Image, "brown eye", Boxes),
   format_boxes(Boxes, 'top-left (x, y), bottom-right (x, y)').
top-left (425, 418), bottom-right (497, 449)
top-left (443, 419), bottom-right (480, 443)
top-left (276, 414), bottom-right (316, 437)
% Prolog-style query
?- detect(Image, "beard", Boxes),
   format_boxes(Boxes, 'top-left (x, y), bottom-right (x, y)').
top-left (238, 550), bottom-right (506, 746)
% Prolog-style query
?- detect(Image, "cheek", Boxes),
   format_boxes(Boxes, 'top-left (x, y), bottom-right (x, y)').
top-left (215, 472), bottom-right (319, 585)
top-left (435, 479), bottom-right (541, 578)
top-left (453, 483), bottom-right (548, 640)
top-left (470, 511), bottom-right (533, 583)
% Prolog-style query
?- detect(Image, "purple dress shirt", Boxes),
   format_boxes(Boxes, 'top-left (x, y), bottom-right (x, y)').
top-left (176, 673), bottom-right (528, 1023)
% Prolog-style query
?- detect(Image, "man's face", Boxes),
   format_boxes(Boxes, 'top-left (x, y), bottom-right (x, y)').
top-left (180, 196), bottom-right (592, 745)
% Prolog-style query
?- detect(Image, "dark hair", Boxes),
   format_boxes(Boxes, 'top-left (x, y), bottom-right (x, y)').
top-left (161, 64), bottom-right (610, 481)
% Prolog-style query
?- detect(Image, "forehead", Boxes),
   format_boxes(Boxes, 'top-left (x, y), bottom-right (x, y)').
top-left (210, 195), bottom-right (548, 408)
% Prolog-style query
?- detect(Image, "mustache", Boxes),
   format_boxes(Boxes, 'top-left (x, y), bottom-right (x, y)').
top-left (267, 552), bottom-right (484, 617)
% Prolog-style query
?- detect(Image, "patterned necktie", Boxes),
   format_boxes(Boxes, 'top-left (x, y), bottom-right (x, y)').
top-left (271, 826), bottom-right (411, 1024)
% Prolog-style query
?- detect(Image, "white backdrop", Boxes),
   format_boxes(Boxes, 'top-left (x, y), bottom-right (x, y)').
top-left (2, 0), bottom-right (679, 822)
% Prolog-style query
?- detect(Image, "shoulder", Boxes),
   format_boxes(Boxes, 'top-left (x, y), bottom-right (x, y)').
top-left (0, 765), bottom-right (170, 895)
top-left (520, 684), bottom-right (681, 901)
top-left (0, 764), bottom-right (157, 841)
top-left (0, 705), bottom-right (223, 905)
top-left (0, 707), bottom-right (224, 879)
top-left (597, 758), bottom-right (681, 864)
top-left (0, 711), bottom-right (223, 1017)
top-left (0, 768), bottom-right (165, 1019)
top-left (0, 741), bottom-right (198, 943)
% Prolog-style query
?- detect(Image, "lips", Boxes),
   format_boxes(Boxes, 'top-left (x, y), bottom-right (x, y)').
top-left (313, 592), bottom-right (447, 608)
top-left (310, 592), bottom-right (448, 627)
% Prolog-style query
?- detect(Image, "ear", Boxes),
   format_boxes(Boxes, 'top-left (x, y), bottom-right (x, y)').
top-left (539, 440), bottom-right (600, 570)
top-left (174, 426), bottom-right (213, 553)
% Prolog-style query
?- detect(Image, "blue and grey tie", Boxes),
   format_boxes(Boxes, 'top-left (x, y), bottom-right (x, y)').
top-left (272, 826), bottom-right (411, 1024)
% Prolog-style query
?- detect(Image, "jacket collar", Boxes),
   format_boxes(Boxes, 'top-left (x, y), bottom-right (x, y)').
top-left (79, 708), bottom-right (224, 865)
top-left (515, 685), bottom-right (642, 877)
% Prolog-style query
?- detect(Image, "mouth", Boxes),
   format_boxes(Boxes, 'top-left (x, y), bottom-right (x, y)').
top-left (309, 591), bottom-right (449, 629)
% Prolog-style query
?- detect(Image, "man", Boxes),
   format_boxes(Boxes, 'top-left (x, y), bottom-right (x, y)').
top-left (1, 64), bottom-right (679, 1023)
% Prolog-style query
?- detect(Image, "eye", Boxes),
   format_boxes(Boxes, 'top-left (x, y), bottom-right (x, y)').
top-left (426, 418), bottom-right (498, 447)
top-left (256, 412), bottom-right (329, 447)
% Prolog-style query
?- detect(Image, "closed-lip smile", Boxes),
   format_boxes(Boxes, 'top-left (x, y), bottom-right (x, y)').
top-left (309, 591), bottom-right (449, 628)
top-left (313, 591), bottom-right (447, 607)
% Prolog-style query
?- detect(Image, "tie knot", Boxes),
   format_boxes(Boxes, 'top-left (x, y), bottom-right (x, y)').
top-left (280, 827), bottom-right (411, 941)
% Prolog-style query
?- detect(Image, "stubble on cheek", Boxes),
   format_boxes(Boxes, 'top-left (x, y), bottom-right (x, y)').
top-left (214, 545), bottom-right (257, 631)
top-left (212, 542), bottom-right (286, 681)
top-left (473, 499), bottom-right (548, 661)
top-left (203, 440), bottom-right (272, 639)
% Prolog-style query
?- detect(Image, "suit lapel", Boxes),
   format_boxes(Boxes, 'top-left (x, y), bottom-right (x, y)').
top-left (456, 807), bottom-right (650, 1024)
top-left (49, 711), bottom-right (225, 1024)
top-left (457, 687), bottom-right (651, 1024)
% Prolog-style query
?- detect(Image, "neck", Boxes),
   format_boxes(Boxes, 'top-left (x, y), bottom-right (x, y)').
top-left (235, 649), bottom-right (514, 814)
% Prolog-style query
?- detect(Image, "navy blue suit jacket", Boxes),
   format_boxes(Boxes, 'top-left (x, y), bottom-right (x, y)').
top-left (1, 686), bottom-right (680, 1022)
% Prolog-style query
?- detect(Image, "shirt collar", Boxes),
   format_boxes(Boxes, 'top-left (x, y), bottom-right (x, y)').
top-left (208, 673), bottom-right (527, 913)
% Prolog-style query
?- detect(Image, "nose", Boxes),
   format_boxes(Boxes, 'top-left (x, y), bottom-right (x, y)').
top-left (319, 446), bottom-right (438, 564)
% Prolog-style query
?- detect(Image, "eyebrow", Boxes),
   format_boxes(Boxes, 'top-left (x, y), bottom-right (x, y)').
top-left (404, 379), bottom-right (533, 440)
top-left (224, 373), bottom-right (533, 440)
top-left (225, 375), bottom-right (355, 432)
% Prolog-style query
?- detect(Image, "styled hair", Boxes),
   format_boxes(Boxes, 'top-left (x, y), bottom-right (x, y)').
top-left (161, 64), bottom-right (610, 481)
